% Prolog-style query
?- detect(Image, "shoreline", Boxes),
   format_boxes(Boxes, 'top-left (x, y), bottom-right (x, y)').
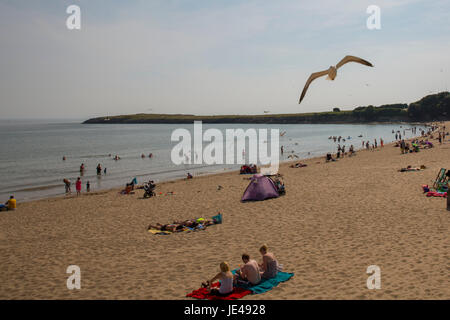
top-left (14, 122), bottom-right (431, 204)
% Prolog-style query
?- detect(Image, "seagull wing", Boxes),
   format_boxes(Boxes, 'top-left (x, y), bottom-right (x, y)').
top-left (299, 69), bottom-right (329, 104)
top-left (336, 55), bottom-right (373, 70)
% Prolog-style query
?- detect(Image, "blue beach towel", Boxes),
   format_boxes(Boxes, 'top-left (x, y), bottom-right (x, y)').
top-left (232, 269), bottom-right (294, 294)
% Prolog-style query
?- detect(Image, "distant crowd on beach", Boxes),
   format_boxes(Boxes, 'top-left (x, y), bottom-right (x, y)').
top-left (324, 124), bottom-right (445, 161)
top-left (61, 152), bottom-right (157, 196)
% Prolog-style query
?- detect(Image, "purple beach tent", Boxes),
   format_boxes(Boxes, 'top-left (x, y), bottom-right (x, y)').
top-left (241, 174), bottom-right (279, 202)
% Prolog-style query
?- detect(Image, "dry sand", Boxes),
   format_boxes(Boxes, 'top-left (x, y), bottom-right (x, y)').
top-left (0, 123), bottom-right (449, 300)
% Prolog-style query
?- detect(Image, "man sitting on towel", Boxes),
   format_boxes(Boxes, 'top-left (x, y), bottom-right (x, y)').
top-left (234, 253), bottom-right (261, 286)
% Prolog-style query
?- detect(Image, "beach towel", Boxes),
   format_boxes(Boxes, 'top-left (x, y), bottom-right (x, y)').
top-left (426, 191), bottom-right (447, 198)
top-left (232, 269), bottom-right (294, 294)
top-left (187, 282), bottom-right (251, 300)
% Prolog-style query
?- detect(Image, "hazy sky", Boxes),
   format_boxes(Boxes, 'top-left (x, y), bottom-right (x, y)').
top-left (0, 0), bottom-right (449, 119)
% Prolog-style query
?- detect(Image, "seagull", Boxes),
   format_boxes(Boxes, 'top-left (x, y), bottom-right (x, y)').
top-left (298, 55), bottom-right (374, 104)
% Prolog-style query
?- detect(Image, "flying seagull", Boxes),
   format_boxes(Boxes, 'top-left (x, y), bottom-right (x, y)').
top-left (298, 55), bottom-right (374, 104)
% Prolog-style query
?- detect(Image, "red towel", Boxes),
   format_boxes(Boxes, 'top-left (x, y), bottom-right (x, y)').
top-left (187, 283), bottom-right (251, 300)
top-left (426, 191), bottom-right (447, 197)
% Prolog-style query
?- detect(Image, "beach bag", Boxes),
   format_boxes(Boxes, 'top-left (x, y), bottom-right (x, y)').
top-left (212, 213), bottom-right (223, 224)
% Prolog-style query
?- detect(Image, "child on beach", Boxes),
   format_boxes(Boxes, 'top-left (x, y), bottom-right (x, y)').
top-left (76, 177), bottom-right (82, 196)
top-left (86, 181), bottom-right (90, 192)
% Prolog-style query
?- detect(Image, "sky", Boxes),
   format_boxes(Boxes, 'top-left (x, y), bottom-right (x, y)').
top-left (0, 0), bottom-right (449, 119)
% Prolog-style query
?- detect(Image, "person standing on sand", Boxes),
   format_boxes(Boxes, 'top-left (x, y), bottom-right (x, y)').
top-left (380, 138), bottom-right (384, 147)
top-left (374, 139), bottom-right (377, 148)
top-left (86, 181), bottom-right (90, 192)
top-left (96, 164), bottom-right (102, 175)
top-left (76, 177), bottom-right (82, 196)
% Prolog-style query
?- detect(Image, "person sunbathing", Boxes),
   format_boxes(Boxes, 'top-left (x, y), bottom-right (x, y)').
top-left (234, 253), bottom-right (261, 286)
top-left (201, 262), bottom-right (234, 296)
top-left (258, 245), bottom-right (279, 279)
top-left (290, 163), bottom-right (307, 168)
top-left (172, 219), bottom-right (199, 228)
top-left (147, 223), bottom-right (184, 232)
top-left (398, 165), bottom-right (426, 172)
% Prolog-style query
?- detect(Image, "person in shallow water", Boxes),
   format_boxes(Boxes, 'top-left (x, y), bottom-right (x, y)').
top-left (63, 179), bottom-right (71, 194)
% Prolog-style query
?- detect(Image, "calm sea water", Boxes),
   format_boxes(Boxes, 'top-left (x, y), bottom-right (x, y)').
top-left (0, 120), bottom-right (422, 202)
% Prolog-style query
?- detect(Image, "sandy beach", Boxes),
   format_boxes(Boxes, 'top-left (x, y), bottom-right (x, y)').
top-left (0, 123), bottom-right (449, 300)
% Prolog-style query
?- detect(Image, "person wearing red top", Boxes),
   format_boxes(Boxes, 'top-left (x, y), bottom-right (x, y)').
top-left (76, 177), bottom-right (82, 196)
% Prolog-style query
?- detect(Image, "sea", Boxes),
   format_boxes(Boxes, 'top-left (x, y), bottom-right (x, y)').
top-left (0, 119), bottom-right (423, 202)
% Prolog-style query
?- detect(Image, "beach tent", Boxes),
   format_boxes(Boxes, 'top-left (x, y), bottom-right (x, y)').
top-left (241, 174), bottom-right (279, 202)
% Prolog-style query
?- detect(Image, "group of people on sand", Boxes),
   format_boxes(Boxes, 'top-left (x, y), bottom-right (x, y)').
top-left (202, 245), bottom-right (280, 296)
top-left (148, 215), bottom-right (219, 232)
top-left (395, 124), bottom-right (445, 154)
